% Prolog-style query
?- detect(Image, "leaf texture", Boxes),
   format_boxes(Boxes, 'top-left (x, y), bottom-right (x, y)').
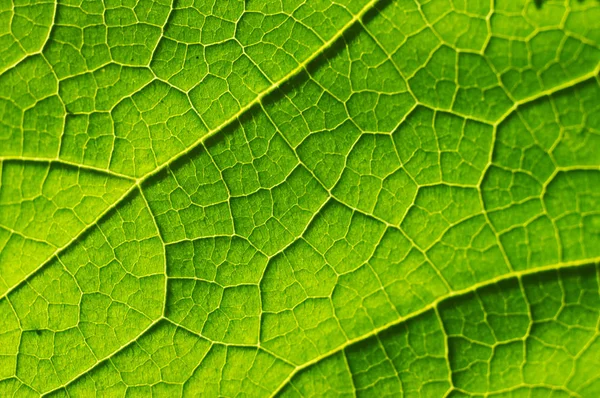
top-left (0, 0), bottom-right (599, 396)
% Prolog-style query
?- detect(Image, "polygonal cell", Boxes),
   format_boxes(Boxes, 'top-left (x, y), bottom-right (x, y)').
top-left (110, 81), bottom-right (208, 177)
top-left (231, 165), bottom-right (329, 255)
top-left (207, 107), bottom-right (299, 197)
top-left (142, 145), bottom-right (233, 242)
top-left (184, 345), bottom-right (293, 397)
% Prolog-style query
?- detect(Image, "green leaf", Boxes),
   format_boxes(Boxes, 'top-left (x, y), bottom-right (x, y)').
top-left (1, 0), bottom-right (599, 396)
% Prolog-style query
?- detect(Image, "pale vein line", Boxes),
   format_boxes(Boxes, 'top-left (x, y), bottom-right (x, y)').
top-left (136, 0), bottom-right (391, 184)
top-left (270, 259), bottom-right (600, 396)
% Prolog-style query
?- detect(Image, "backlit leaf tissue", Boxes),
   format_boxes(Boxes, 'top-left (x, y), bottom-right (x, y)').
top-left (0, 0), bottom-right (599, 396)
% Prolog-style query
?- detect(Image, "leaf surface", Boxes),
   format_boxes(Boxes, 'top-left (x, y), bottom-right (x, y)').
top-left (0, 0), bottom-right (599, 396)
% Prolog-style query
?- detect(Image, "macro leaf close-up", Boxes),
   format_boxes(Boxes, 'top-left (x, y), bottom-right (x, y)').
top-left (1, 0), bottom-right (599, 396)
